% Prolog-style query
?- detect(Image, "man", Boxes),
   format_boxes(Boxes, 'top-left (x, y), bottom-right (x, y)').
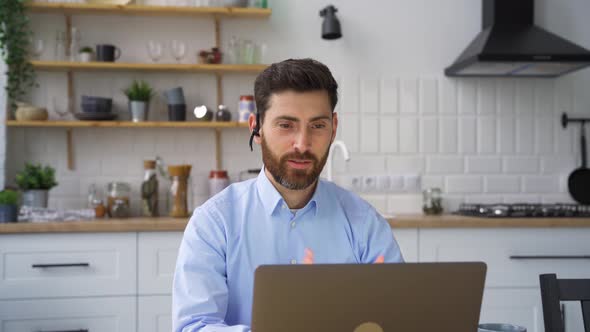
top-left (173, 58), bottom-right (404, 332)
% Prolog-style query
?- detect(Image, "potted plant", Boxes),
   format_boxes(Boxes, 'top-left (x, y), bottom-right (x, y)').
top-left (15, 163), bottom-right (58, 208)
top-left (0, 189), bottom-right (19, 223)
top-left (0, 0), bottom-right (37, 113)
top-left (78, 46), bottom-right (93, 62)
top-left (123, 80), bottom-right (154, 122)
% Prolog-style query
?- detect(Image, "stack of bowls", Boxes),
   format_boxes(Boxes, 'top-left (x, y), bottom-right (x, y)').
top-left (164, 87), bottom-right (186, 121)
top-left (76, 96), bottom-right (116, 120)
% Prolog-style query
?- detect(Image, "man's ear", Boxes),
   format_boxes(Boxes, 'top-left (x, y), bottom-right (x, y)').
top-left (331, 112), bottom-right (338, 143)
top-left (248, 113), bottom-right (262, 151)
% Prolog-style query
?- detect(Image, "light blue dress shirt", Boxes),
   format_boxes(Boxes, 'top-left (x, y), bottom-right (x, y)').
top-left (173, 169), bottom-right (404, 332)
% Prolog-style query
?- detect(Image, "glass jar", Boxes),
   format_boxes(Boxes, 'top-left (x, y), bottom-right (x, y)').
top-left (422, 187), bottom-right (443, 215)
top-left (168, 165), bottom-right (192, 218)
top-left (107, 181), bottom-right (131, 218)
top-left (216, 105), bottom-right (232, 121)
top-left (209, 170), bottom-right (229, 197)
top-left (141, 160), bottom-right (159, 217)
top-left (238, 95), bottom-right (255, 123)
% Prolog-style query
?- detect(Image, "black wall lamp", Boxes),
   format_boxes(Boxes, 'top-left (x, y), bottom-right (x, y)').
top-left (319, 5), bottom-right (341, 40)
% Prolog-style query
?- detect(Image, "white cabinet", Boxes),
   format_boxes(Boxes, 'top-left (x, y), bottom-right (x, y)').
top-left (0, 233), bottom-right (137, 299)
top-left (138, 232), bottom-right (183, 295)
top-left (392, 229), bottom-right (418, 262)
top-left (419, 228), bottom-right (590, 332)
top-left (138, 295), bottom-right (173, 332)
top-left (0, 297), bottom-right (136, 332)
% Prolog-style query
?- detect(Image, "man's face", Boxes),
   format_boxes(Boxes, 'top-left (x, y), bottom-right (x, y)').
top-left (255, 90), bottom-right (338, 190)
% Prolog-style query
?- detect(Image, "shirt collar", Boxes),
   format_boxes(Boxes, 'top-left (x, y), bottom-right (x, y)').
top-left (255, 167), bottom-right (321, 217)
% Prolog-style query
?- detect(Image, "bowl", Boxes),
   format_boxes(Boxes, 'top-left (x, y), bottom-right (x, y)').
top-left (478, 323), bottom-right (527, 332)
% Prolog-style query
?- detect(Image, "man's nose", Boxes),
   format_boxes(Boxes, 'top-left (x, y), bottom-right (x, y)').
top-left (293, 129), bottom-right (312, 152)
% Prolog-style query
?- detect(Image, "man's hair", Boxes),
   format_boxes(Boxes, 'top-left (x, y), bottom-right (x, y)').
top-left (254, 58), bottom-right (339, 124)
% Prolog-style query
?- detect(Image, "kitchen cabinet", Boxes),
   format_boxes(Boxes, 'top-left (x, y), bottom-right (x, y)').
top-left (138, 295), bottom-right (173, 332)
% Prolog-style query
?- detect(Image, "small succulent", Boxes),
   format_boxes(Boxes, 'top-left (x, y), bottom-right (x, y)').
top-left (79, 46), bottom-right (93, 53)
top-left (123, 80), bottom-right (155, 102)
top-left (15, 163), bottom-right (58, 191)
top-left (0, 189), bottom-right (18, 206)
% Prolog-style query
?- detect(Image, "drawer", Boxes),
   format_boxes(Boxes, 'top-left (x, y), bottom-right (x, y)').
top-left (419, 228), bottom-right (590, 288)
top-left (138, 295), bottom-right (172, 332)
top-left (0, 296), bottom-right (136, 332)
top-left (138, 232), bottom-right (183, 295)
top-left (0, 233), bottom-right (136, 299)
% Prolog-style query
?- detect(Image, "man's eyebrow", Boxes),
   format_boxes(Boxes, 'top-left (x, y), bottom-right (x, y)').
top-left (272, 115), bottom-right (332, 122)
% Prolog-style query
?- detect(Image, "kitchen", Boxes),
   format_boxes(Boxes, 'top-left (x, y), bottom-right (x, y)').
top-left (1, 0), bottom-right (590, 331)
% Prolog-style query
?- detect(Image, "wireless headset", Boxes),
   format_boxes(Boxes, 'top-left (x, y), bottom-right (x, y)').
top-left (249, 112), bottom-right (261, 151)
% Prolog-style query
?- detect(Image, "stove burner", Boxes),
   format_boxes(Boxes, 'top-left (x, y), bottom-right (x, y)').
top-left (454, 203), bottom-right (590, 218)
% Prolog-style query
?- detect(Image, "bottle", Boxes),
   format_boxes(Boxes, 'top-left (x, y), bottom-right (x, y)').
top-left (141, 160), bottom-right (159, 217)
top-left (168, 165), bottom-right (192, 218)
top-left (238, 95), bottom-right (255, 123)
top-left (69, 27), bottom-right (81, 62)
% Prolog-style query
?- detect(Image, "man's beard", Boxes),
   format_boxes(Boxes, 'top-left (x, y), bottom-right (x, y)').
top-left (261, 137), bottom-right (330, 190)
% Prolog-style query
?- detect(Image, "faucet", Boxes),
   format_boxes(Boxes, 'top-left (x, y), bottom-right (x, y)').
top-left (325, 140), bottom-right (350, 182)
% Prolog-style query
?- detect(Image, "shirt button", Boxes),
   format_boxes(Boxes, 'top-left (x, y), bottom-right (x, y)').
top-left (282, 204), bottom-right (287, 209)
top-left (290, 221), bottom-right (296, 228)
top-left (290, 259), bottom-right (297, 264)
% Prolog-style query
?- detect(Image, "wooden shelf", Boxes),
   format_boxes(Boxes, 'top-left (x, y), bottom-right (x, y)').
top-left (31, 61), bottom-right (267, 73)
top-left (7, 120), bottom-right (250, 128)
top-left (26, 2), bottom-right (271, 18)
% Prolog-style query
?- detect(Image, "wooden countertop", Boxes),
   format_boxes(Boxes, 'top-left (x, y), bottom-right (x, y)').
top-left (1, 215), bottom-right (590, 234)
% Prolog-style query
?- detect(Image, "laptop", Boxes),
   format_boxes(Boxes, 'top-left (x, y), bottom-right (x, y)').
top-left (251, 262), bottom-right (487, 332)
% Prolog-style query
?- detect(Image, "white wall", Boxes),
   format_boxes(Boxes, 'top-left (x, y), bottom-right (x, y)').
top-left (4, 0), bottom-right (590, 214)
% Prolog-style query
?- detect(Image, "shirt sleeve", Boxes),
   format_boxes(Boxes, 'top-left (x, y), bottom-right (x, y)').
top-left (172, 206), bottom-right (251, 332)
top-left (359, 208), bottom-right (405, 264)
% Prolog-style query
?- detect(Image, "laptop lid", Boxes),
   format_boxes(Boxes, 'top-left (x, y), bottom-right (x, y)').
top-left (252, 262), bottom-right (487, 332)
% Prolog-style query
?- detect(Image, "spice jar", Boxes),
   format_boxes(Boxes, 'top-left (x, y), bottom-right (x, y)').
top-left (107, 181), bottom-right (131, 218)
top-left (168, 165), bottom-right (192, 218)
top-left (209, 170), bottom-right (229, 198)
top-left (238, 95), bottom-right (255, 123)
top-left (422, 187), bottom-right (443, 215)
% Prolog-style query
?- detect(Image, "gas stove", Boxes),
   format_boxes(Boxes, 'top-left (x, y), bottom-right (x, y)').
top-left (454, 203), bottom-right (590, 218)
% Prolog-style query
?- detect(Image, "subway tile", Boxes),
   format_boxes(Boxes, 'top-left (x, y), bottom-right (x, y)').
top-left (337, 114), bottom-right (359, 153)
top-left (51, 177), bottom-right (81, 196)
top-left (446, 176), bottom-right (482, 194)
top-left (466, 157), bottom-right (502, 174)
top-left (459, 117), bottom-right (476, 153)
top-left (497, 79), bottom-right (515, 115)
top-left (534, 80), bottom-right (554, 116)
top-left (360, 78), bottom-right (379, 114)
top-left (464, 195), bottom-right (504, 204)
top-left (458, 80), bottom-right (477, 114)
top-left (387, 194), bottom-right (422, 214)
top-left (555, 122), bottom-right (574, 155)
top-left (516, 81), bottom-right (534, 115)
top-left (477, 117), bottom-right (496, 154)
top-left (399, 117), bottom-right (418, 153)
top-left (340, 76), bottom-right (359, 114)
top-left (522, 176), bottom-right (559, 194)
top-left (540, 155), bottom-right (575, 175)
top-left (386, 156), bottom-right (425, 173)
top-left (359, 194), bottom-right (388, 215)
top-left (420, 118), bottom-right (438, 153)
top-left (360, 116), bottom-right (379, 153)
top-left (497, 117), bottom-right (516, 154)
top-left (440, 78), bottom-right (457, 114)
top-left (380, 78), bottom-right (399, 114)
top-left (440, 194), bottom-right (465, 213)
top-left (426, 156), bottom-right (464, 174)
top-left (555, 77), bottom-right (574, 117)
top-left (535, 117), bottom-right (554, 154)
top-left (478, 79), bottom-right (496, 115)
top-left (346, 155), bottom-right (386, 173)
top-left (541, 194), bottom-right (575, 204)
top-left (439, 118), bottom-right (458, 153)
top-left (516, 117), bottom-right (534, 154)
top-left (400, 78), bottom-right (418, 114)
top-left (419, 78), bottom-right (438, 114)
top-left (484, 175), bottom-right (521, 193)
top-left (379, 117), bottom-right (398, 153)
top-left (421, 175), bottom-right (444, 190)
top-left (503, 157), bottom-right (539, 174)
top-left (502, 194), bottom-right (540, 204)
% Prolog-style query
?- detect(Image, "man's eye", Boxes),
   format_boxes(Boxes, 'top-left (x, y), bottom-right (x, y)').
top-left (312, 123), bottom-right (326, 129)
top-left (278, 123), bottom-right (292, 129)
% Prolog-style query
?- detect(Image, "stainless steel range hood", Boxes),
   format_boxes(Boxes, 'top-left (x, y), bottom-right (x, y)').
top-left (445, 0), bottom-right (590, 77)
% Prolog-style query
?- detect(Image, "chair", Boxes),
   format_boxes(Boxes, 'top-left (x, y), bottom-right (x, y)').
top-left (539, 274), bottom-right (590, 332)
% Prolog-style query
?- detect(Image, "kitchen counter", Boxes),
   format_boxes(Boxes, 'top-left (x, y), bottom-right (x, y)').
top-left (1, 215), bottom-right (590, 234)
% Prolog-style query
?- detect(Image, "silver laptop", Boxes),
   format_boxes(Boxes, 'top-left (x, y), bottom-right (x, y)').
top-left (252, 262), bottom-right (487, 332)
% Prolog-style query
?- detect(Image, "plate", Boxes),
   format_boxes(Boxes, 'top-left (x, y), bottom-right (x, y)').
top-left (85, 0), bottom-right (132, 5)
top-left (75, 112), bottom-right (117, 121)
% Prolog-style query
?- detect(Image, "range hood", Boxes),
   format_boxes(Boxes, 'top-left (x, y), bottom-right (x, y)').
top-left (445, 0), bottom-right (590, 77)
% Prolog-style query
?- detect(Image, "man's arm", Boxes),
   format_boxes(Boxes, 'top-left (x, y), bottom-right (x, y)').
top-left (360, 209), bottom-right (404, 264)
top-left (172, 207), bottom-right (250, 332)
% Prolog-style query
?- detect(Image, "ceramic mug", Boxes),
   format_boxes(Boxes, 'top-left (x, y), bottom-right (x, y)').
top-left (96, 44), bottom-right (121, 62)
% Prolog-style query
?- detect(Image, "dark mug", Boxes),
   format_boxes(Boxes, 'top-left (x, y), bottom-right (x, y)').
top-left (96, 44), bottom-right (121, 62)
top-left (168, 104), bottom-right (187, 122)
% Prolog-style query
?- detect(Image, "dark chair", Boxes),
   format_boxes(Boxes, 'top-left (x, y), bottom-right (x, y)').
top-left (539, 274), bottom-right (590, 332)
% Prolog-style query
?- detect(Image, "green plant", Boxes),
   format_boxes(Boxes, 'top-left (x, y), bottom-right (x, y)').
top-left (0, 189), bottom-right (18, 205)
top-left (123, 80), bottom-right (154, 102)
top-left (79, 46), bottom-right (93, 53)
top-left (15, 163), bottom-right (58, 190)
top-left (0, 0), bottom-right (36, 112)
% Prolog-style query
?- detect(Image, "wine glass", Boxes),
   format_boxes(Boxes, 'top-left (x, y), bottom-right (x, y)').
top-left (170, 40), bottom-right (186, 63)
top-left (52, 96), bottom-right (71, 120)
top-left (147, 40), bottom-right (163, 63)
top-left (30, 38), bottom-right (45, 60)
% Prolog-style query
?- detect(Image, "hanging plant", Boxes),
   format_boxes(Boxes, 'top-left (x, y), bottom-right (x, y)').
top-left (0, 0), bottom-right (35, 113)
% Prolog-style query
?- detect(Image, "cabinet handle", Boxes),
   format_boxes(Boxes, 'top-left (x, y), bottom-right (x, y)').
top-left (36, 330), bottom-right (88, 332)
top-left (561, 303), bottom-right (566, 332)
top-left (509, 255), bottom-right (590, 260)
top-left (32, 263), bottom-right (90, 268)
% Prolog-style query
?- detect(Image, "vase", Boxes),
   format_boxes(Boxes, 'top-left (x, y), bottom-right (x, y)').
top-left (22, 190), bottom-right (48, 208)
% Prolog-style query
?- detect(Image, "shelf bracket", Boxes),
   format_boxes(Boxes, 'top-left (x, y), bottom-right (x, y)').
top-left (66, 128), bottom-right (74, 170)
top-left (215, 128), bottom-right (222, 170)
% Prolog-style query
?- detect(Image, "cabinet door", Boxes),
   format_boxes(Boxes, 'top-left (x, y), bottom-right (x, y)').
top-left (0, 297), bottom-right (136, 332)
top-left (392, 228), bottom-right (418, 262)
top-left (0, 233), bottom-right (137, 299)
top-left (138, 295), bottom-right (172, 332)
top-left (138, 232), bottom-right (183, 295)
top-left (419, 228), bottom-right (590, 288)
top-left (480, 288), bottom-right (542, 332)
